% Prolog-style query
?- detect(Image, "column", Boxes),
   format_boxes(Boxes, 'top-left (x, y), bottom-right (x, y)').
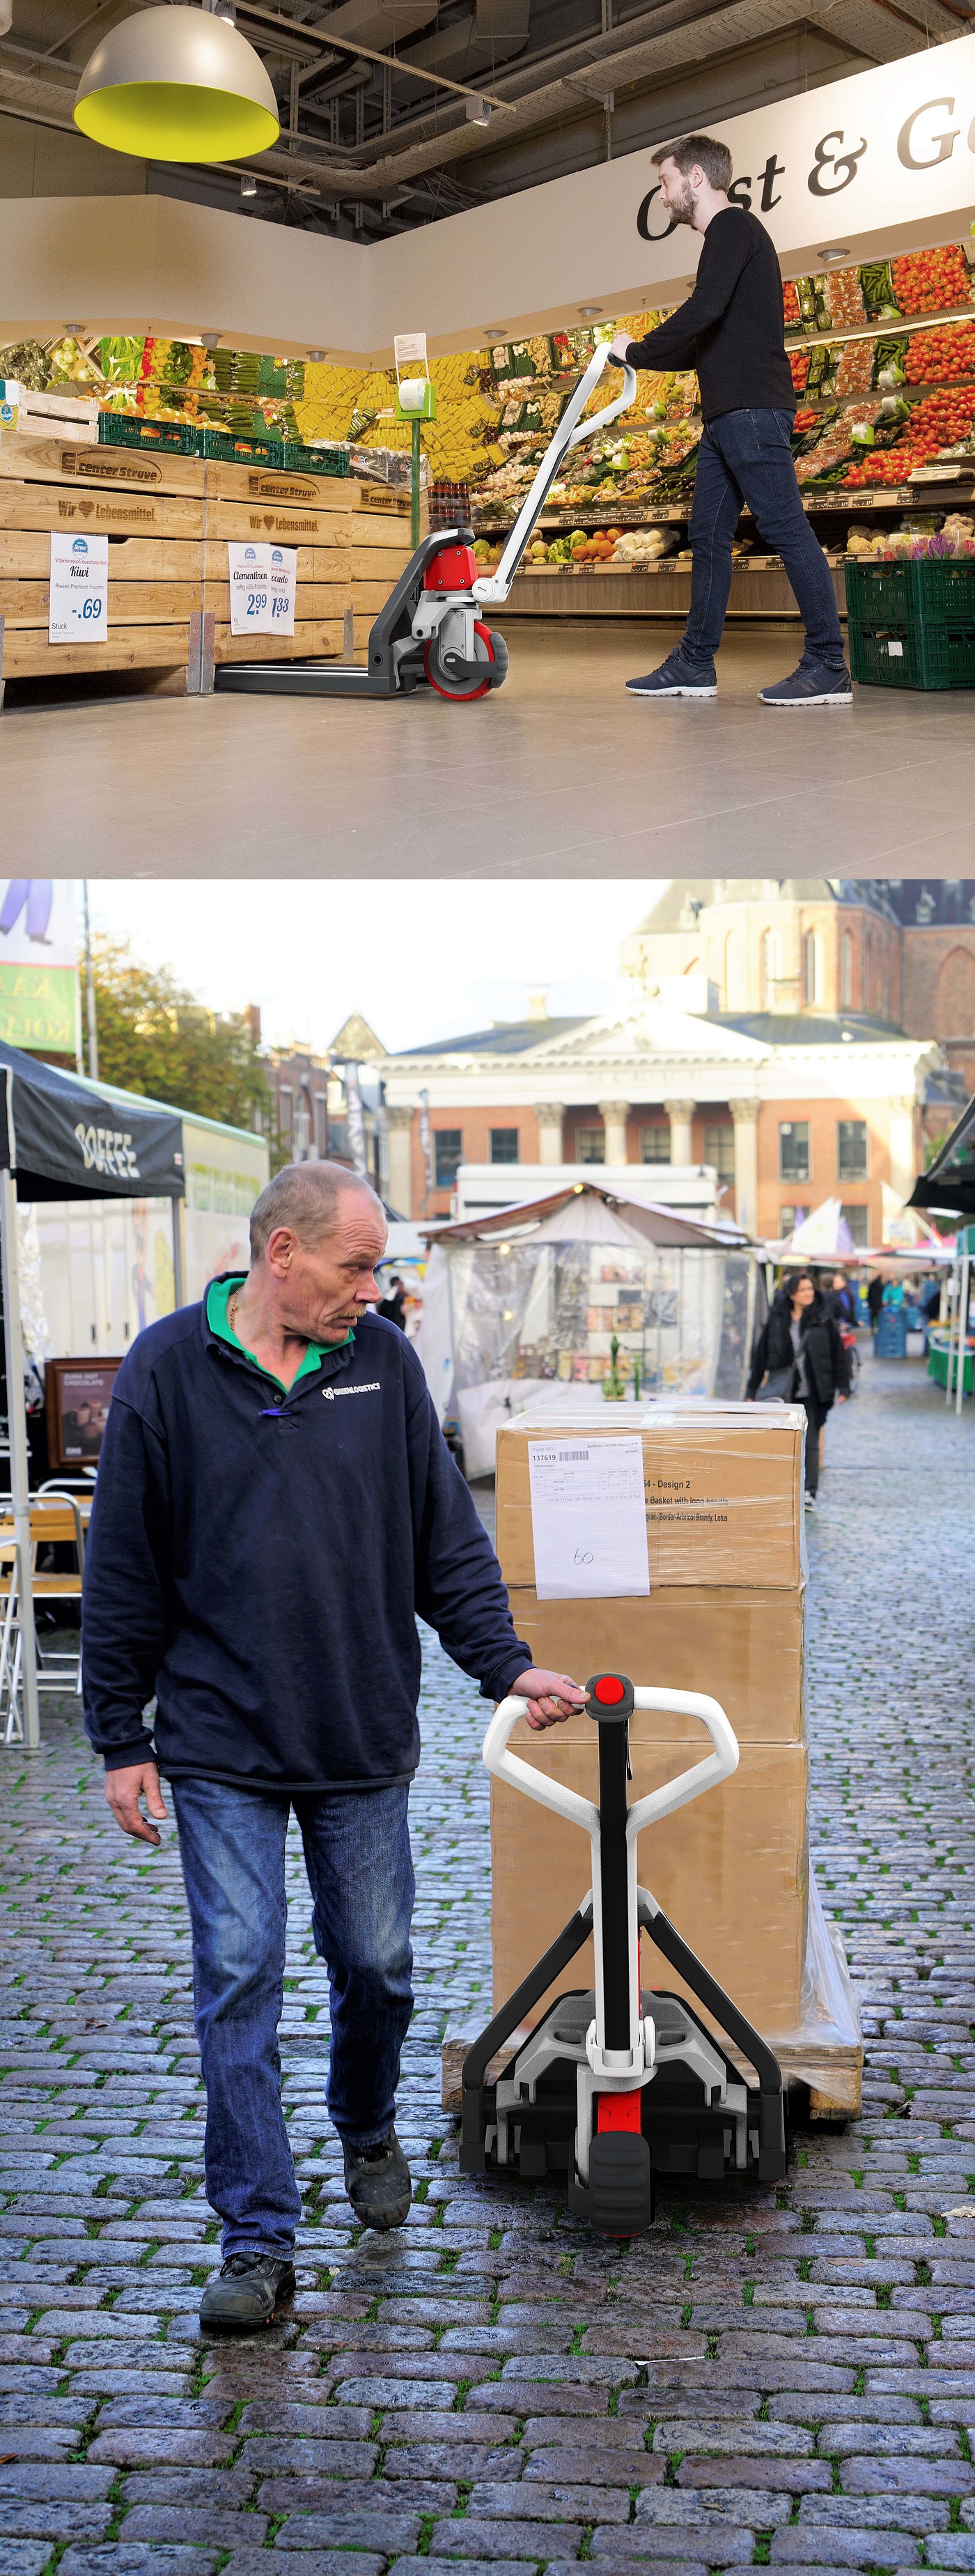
top-left (384, 1104), bottom-right (414, 1217)
top-left (729, 1097), bottom-right (759, 1233)
top-left (665, 1097), bottom-right (696, 1166)
top-left (536, 1102), bottom-right (566, 1166)
top-left (598, 1100), bottom-right (632, 1166)
top-left (887, 1097), bottom-right (918, 1208)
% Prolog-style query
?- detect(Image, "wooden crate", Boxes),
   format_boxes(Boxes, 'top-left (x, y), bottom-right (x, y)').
top-left (0, 433), bottom-right (204, 691)
top-left (212, 621), bottom-right (343, 664)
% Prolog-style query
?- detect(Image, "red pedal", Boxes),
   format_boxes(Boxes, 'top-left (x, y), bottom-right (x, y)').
top-left (423, 543), bottom-right (477, 592)
top-left (596, 2091), bottom-right (643, 2133)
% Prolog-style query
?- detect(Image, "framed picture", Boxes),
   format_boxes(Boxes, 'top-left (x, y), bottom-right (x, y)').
top-left (45, 1359), bottom-right (122, 1472)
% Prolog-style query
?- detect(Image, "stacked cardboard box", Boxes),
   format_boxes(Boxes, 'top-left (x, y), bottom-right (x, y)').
top-left (492, 1407), bottom-right (810, 2044)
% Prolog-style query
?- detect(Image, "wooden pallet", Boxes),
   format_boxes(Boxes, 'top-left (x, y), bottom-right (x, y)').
top-left (440, 2024), bottom-right (861, 2125)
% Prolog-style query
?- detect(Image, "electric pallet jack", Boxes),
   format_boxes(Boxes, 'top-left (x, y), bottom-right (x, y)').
top-left (462, 1674), bottom-right (787, 2235)
top-left (214, 341), bottom-right (637, 703)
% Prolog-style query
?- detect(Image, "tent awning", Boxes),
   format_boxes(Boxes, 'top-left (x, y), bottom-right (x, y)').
top-left (423, 1182), bottom-right (753, 1253)
top-left (0, 1042), bottom-right (184, 1202)
top-left (907, 1093), bottom-right (975, 1219)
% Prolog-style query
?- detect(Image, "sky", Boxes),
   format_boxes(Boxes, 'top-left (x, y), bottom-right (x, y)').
top-left (87, 879), bottom-right (668, 1055)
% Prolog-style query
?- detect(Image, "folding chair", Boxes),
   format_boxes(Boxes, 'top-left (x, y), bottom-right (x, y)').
top-left (0, 1497), bottom-right (86, 1710)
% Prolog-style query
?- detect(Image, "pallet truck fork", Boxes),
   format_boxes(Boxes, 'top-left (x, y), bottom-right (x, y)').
top-left (461, 1673), bottom-right (787, 2236)
top-left (214, 342), bottom-right (637, 702)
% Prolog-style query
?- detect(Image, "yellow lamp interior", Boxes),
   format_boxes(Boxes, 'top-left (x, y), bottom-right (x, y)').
top-left (74, 82), bottom-right (279, 160)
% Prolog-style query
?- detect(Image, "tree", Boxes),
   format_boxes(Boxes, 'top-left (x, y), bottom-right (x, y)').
top-left (90, 939), bottom-right (270, 1134)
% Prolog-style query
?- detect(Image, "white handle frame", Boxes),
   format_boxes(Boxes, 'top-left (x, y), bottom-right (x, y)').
top-left (484, 1687), bottom-right (739, 2078)
top-left (471, 342), bottom-right (639, 607)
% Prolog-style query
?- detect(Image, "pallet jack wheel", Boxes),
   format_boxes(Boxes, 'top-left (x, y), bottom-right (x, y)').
top-left (423, 620), bottom-right (505, 700)
top-left (588, 2132), bottom-right (654, 2237)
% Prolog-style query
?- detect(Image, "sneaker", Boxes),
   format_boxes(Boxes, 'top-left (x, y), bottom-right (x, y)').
top-left (760, 661), bottom-right (852, 706)
top-left (626, 648), bottom-right (717, 699)
top-left (804, 1491), bottom-right (816, 1511)
top-left (198, 2250), bottom-right (296, 2331)
top-left (343, 2129), bottom-right (412, 2232)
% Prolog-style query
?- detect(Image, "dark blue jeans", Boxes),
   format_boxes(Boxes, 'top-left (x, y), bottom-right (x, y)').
top-left (682, 408), bottom-right (845, 670)
top-left (172, 1775), bottom-right (414, 2258)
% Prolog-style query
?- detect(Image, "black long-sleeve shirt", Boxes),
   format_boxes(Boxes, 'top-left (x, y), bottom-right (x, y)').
top-left (624, 206), bottom-right (795, 424)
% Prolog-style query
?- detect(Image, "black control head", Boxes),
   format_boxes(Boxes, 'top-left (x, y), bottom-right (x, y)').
top-left (585, 1672), bottom-right (635, 1725)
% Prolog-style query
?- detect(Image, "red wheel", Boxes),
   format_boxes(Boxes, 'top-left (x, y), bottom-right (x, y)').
top-left (423, 619), bottom-right (496, 700)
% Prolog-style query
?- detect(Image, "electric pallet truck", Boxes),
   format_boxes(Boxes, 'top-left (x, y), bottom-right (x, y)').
top-left (214, 341), bottom-right (637, 703)
top-left (462, 1674), bottom-right (787, 2235)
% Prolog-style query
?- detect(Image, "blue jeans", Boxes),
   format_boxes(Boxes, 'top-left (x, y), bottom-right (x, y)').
top-left (682, 408), bottom-right (845, 670)
top-left (171, 1776), bottom-right (414, 2258)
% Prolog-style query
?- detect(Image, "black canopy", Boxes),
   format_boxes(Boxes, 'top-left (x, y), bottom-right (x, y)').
top-left (907, 1094), bottom-right (975, 1220)
top-left (0, 1042), bottom-right (184, 1203)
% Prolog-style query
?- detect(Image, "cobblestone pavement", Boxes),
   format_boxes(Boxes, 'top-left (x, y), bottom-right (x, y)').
top-left (0, 1350), bottom-right (973, 2576)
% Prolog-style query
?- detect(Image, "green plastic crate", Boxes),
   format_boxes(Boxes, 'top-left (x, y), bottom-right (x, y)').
top-left (284, 442), bottom-right (350, 478)
top-left (98, 412), bottom-right (199, 455)
top-left (845, 553), bottom-right (975, 690)
top-left (201, 426), bottom-right (287, 464)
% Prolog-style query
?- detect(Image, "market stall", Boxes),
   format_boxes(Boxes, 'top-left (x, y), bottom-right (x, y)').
top-left (0, 1041), bottom-right (185, 1752)
top-left (419, 1185), bottom-right (764, 1478)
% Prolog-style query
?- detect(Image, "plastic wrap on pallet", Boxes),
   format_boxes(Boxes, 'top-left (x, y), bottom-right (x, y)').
top-left (762, 1860), bottom-right (862, 2083)
top-left (349, 442), bottom-right (428, 488)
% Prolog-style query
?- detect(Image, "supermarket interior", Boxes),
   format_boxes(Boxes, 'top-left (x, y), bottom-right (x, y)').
top-left (5, 15), bottom-right (975, 862)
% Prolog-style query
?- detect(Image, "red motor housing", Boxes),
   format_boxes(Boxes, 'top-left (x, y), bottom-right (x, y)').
top-left (423, 543), bottom-right (478, 592)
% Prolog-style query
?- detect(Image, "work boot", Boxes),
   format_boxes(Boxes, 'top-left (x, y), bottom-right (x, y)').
top-left (625, 647), bottom-right (717, 699)
top-left (198, 2251), bottom-right (296, 2330)
top-left (343, 2129), bottom-right (412, 2231)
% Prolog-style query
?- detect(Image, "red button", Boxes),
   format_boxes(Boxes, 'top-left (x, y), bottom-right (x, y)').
top-left (593, 1676), bottom-right (625, 1704)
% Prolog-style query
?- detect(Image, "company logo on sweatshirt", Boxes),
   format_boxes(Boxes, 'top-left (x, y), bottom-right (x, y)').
top-left (322, 1381), bottom-right (382, 1401)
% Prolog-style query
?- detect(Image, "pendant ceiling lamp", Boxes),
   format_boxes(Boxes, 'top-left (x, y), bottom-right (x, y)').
top-left (74, 6), bottom-right (280, 162)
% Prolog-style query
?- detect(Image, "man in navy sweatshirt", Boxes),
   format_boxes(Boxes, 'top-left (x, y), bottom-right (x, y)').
top-left (82, 1161), bottom-right (585, 2330)
top-left (608, 132), bottom-right (851, 708)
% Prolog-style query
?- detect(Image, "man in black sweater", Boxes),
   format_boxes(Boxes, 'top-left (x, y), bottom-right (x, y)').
top-left (83, 1161), bottom-right (586, 2327)
top-left (609, 133), bottom-right (851, 707)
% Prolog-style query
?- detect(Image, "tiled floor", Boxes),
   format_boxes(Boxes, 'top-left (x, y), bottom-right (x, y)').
top-left (0, 1345), bottom-right (973, 2575)
top-left (5, 622), bottom-right (975, 873)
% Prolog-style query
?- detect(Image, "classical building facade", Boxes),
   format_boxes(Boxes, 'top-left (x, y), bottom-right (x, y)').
top-left (380, 881), bottom-right (968, 1241)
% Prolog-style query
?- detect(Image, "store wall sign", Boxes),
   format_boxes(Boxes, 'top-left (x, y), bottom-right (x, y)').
top-left (634, 73), bottom-right (975, 246)
top-left (49, 532), bottom-right (108, 644)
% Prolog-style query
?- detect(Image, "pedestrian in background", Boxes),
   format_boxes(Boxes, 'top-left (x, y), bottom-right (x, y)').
top-left (747, 1269), bottom-right (850, 1507)
top-left (866, 1274), bottom-right (885, 1332)
top-left (825, 1270), bottom-right (857, 1327)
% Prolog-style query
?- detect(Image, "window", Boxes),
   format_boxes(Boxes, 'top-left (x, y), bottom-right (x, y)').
top-left (277, 1084), bottom-right (293, 1140)
top-left (841, 931), bottom-right (854, 1010)
top-left (762, 927), bottom-right (783, 1010)
top-left (576, 1127), bottom-right (606, 1164)
top-left (802, 930), bottom-right (823, 1008)
top-left (837, 1118), bottom-right (868, 1181)
top-left (779, 1120), bottom-right (810, 1182)
top-left (490, 1128), bottom-right (520, 1164)
top-left (725, 932), bottom-right (746, 1013)
top-left (704, 1123), bottom-right (735, 1180)
top-left (841, 1203), bottom-right (869, 1247)
top-left (779, 1205), bottom-right (810, 1237)
top-left (434, 1129), bottom-right (463, 1189)
top-left (641, 1123), bottom-right (671, 1164)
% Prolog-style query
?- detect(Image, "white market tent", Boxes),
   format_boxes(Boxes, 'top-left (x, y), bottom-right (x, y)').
top-left (0, 1041), bottom-right (185, 1752)
top-left (419, 1183), bottom-right (765, 1479)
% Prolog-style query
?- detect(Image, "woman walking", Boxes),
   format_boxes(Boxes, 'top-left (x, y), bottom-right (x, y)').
top-left (747, 1271), bottom-right (850, 1507)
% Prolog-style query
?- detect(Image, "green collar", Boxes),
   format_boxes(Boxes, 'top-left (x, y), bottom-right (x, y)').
top-left (206, 1274), bottom-right (352, 1396)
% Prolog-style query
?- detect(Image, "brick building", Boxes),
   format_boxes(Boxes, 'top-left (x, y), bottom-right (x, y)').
top-left (379, 881), bottom-right (968, 1241)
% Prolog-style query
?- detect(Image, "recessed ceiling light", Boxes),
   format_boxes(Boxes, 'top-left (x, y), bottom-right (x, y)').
top-left (309, 348), bottom-right (326, 362)
top-left (579, 304), bottom-right (602, 317)
top-left (820, 247), bottom-right (850, 264)
top-left (240, 171), bottom-right (256, 197)
top-left (201, 330), bottom-right (221, 349)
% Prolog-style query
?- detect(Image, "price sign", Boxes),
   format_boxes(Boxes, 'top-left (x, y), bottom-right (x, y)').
top-left (49, 532), bottom-right (108, 643)
top-left (228, 541), bottom-right (297, 635)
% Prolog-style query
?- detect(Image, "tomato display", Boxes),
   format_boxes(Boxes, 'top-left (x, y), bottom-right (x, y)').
top-left (789, 348), bottom-right (809, 392)
top-left (782, 281), bottom-right (801, 330)
top-left (904, 321), bottom-right (975, 384)
top-left (891, 247), bottom-right (973, 317)
top-left (844, 383), bottom-right (975, 484)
